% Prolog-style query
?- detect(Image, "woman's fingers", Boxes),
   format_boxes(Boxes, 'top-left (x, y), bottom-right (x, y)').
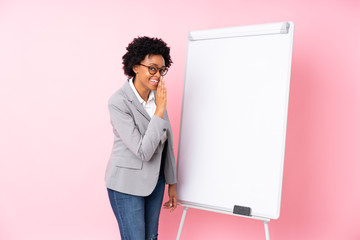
top-left (154, 77), bottom-right (167, 118)
top-left (171, 196), bottom-right (177, 212)
top-left (163, 198), bottom-right (177, 212)
top-left (160, 77), bottom-right (166, 95)
top-left (163, 200), bottom-right (171, 208)
top-left (156, 77), bottom-right (167, 110)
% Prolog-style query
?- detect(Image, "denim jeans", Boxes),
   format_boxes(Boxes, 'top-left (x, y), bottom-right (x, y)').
top-left (107, 174), bottom-right (165, 240)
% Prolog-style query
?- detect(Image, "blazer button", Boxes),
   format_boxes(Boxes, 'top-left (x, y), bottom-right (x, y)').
top-left (163, 128), bottom-right (166, 131)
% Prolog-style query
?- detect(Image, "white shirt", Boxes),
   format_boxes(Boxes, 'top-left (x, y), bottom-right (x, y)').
top-left (129, 78), bottom-right (167, 143)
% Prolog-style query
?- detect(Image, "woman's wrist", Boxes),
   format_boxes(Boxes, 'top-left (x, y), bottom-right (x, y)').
top-left (154, 108), bottom-right (165, 119)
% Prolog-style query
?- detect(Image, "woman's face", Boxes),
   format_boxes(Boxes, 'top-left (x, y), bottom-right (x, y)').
top-left (133, 54), bottom-right (166, 92)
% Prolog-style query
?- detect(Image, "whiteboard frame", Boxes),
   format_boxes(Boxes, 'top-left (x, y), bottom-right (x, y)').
top-left (176, 21), bottom-right (294, 221)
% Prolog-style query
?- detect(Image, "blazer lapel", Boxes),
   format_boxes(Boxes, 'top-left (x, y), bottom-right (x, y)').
top-left (122, 80), bottom-right (151, 121)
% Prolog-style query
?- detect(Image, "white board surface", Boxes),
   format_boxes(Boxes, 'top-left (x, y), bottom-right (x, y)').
top-left (177, 22), bottom-right (294, 220)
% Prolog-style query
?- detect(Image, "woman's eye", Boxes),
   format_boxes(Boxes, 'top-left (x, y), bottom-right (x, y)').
top-left (149, 67), bottom-right (156, 71)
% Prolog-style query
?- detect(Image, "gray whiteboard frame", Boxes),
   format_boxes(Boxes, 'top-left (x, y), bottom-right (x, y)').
top-left (176, 22), bottom-right (294, 221)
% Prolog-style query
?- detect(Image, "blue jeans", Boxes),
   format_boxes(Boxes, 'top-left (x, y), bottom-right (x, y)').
top-left (107, 175), bottom-right (165, 240)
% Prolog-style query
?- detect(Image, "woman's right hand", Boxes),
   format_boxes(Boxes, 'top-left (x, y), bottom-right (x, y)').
top-left (154, 77), bottom-right (167, 119)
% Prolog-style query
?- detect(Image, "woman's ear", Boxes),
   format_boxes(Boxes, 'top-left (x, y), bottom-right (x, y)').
top-left (132, 65), bottom-right (139, 74)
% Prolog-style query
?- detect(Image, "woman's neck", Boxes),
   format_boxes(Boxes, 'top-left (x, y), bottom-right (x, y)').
top-left (133, 77), bottom-right (150, 102)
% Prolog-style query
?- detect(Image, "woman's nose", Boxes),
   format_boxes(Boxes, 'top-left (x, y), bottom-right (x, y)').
top-left (154, 70), bottom-right (161, 78)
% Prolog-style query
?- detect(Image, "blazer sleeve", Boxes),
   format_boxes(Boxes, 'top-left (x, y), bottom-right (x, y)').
top-left (108, 102), bottom-right (170, 162)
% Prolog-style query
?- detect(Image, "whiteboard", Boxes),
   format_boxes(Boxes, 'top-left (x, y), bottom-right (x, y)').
top-left (177, 22), bottom-right (294, 220)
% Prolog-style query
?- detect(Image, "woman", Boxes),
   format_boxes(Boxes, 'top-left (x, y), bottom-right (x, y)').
top-left (105, 36), bottom-right (177, 240)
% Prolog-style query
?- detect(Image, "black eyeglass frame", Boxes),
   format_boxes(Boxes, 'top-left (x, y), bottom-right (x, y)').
top-left (139, 64), bottom-right (168, 76)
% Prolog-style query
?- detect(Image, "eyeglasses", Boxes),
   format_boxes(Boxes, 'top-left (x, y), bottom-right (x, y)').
top-left (139, 64), bottom-right (168, 76)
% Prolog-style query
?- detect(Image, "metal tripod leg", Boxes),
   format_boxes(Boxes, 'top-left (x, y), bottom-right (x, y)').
top-left (176, 207), bottom-right (188, 240)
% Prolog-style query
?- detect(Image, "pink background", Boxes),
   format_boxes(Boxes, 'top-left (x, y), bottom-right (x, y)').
top-left (0, 0), bottom-right (359, 239)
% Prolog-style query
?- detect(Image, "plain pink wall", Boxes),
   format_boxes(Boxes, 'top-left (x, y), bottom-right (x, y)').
top-left (0, 0), bottom-right (359, 239)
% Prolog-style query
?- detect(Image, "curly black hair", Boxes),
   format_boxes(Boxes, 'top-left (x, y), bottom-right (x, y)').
top-left (122, 36), bottom-right (173, 78)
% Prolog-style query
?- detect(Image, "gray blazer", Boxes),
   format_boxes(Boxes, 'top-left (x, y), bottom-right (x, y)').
top-left (105, 80), bottom-right (177, 196)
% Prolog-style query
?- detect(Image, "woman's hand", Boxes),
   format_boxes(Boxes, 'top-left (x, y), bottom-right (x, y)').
top-left (163, 184), bottom-right (177, 212)
top-left (154, 77), bottom-right (166, 119)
